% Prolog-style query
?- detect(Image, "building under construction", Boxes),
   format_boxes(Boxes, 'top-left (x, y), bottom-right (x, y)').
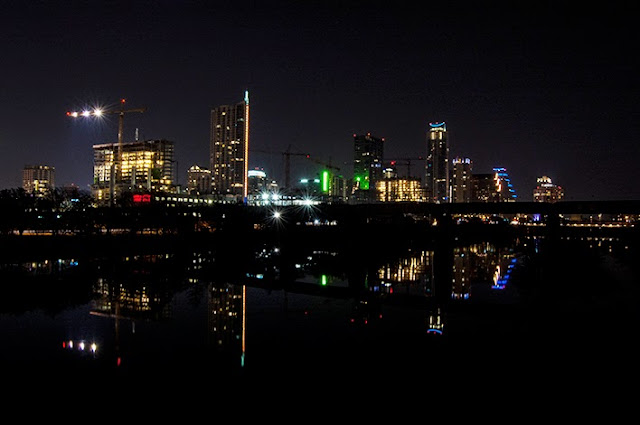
top-left (91, 139), bottom-right (176, 205)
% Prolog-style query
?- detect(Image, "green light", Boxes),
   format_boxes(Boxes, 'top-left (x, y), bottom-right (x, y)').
top-left (322, 170), bottom-right (329, 193)
top-left (321, 275), bottom-right (327, 286)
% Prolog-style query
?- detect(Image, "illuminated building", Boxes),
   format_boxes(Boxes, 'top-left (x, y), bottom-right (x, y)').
top-left (451, 157), bottom-right (472, 203)
top-left (248, 168), bottom-right (268, 195)
top-left (210, 90), bottom-right (250, 202)
top-left (471, 173), bottom-right (493, 202)
top-left (533, 176), bottom-right (564, 203)
top-left (425, 122), bottom-right (449, 203)
top-left (353, 132), bottom-right (384, 202)
top-left (91, 139), bottom-right (175, 204)
top-left (22, 164), bottom-right (55, 197)
top-left (493, 167), bottom-right (517, 202)
top-left (208, 283), bottom-right (245, 366)
top-left (187, 164), bottom-right (212, 195)
top-left (376, 178), bottom-right (425, 202)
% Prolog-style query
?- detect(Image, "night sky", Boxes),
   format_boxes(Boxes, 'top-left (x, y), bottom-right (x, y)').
top-left (2, 1), bottom-right (638, 201)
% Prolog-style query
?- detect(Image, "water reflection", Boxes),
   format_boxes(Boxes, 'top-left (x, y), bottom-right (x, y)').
top-left (1, 233), bottom-right (639, 381)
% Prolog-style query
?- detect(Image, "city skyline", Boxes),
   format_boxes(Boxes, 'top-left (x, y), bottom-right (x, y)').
top-left (2, 1), bottom-right (638, 201)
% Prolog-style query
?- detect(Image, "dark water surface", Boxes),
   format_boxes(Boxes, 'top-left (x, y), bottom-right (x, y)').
top-left (2, 232), bottom-right (640, 398)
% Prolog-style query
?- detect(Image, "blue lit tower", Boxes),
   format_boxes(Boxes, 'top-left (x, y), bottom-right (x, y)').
top-left (425, 122), bottom-right (449, 203)
top-left (492, 167), bottom-right (517, 202)
top-left (210, 90), bottom-right (250, 202)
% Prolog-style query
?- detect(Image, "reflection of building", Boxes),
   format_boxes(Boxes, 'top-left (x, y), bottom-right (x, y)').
top-left (425, 122), bottom-right (449, 203)
top-left (187, 164), bottom-right (212, 195)
top-left (533, 176), bottom-right (564, 203)
top-left (451, 157), bottom-right (472, 203)
top-left (353, 132), bottom-right (384, 202)
top-left (92, 139), bottom-right (175, 204)
top-left (378, 250), bottom-right (433, 296)
top-left (451, 243), bottom-right (515, 299)
top-left (208, 283), bottom-right (245, 366)
top-left (210, 91), bottom-right (250, 202)
top-left (23, 164), bottom-right (55, 197)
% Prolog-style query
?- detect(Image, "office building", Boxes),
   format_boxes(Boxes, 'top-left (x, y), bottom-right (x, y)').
top-left (471, 174), bottom-right (494, 202)
top-left (353, 132), bottom-right (384, 202)
top-left (451, 157), bottom-right (472, 203)
top-left (425, 122), bottom-right (449, 203)
top-left (23, 164), bottom-right (55, 197)
top-left (533, 176), bottom-right (564, 203)
top-left (210, 90), bottom-right (250, 202)
top-left (92, 139), bottom-right (175, 204)
top-left (187, 164), bottom-right (212, 195)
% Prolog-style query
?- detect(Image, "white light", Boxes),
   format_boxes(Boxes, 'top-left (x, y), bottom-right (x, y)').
top-left (93, 108), bottom-right (103, 116)
top-left (81, 110), bottom-right (91, 117)
top-left (273, 211), bottom-right (281, 219)
top-left (70, 112), bottom-right (79, 118)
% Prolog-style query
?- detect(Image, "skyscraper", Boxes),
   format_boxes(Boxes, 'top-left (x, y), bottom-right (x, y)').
top-left (451, 157), bottom-right (472, 203)
top-left (493, 167), bottom-right (517, 202)
top-left (210, 90), bottom-right (250, 202)
top-left (23, 164), bottom-right (55, 197)
top-left (353, 133), bottom-right (384, 202)
top-left (425, 122), bottom-right (449, 203)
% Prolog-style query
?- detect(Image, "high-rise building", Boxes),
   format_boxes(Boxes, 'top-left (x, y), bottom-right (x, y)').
top-left (92, 139), bottom-right (175, 204)
top-left (471, 173), bottom-right (494, 202)
top-left (533, 176), bottom-right (564, 203)
top-left (353, 132), bottom-right (384, 202)
top-left (210, 90), bottom-right (250, 202)
top-left (451, 157), bottom-right (472, 203)
top-left (425, 122), bottom-right (449, 203)
top-left (23, 164), bottom-right (55, 197)
top-left (493, 167), bottom-right (517, 202)
top-left (187, 164), bottom-right (212, 195)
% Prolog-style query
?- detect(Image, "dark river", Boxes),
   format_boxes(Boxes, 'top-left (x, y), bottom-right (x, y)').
top-left (2, 230), bottom-right (639, 397)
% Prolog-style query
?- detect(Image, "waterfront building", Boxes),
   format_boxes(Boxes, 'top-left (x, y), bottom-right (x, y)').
top-left (451, 157), bottom-right (472, 203)
top-left (22, 164), bottom-right (55, 197)
top-left (533, 176), bottom-right (564, 203)
top-left (352, 132), bottom-right (384, 202)
top-left (92, 139), bottom-right (176, 204)
top-left (425, 122), bottom-right (449, 203)
top-left (210, 90), bottom-right (250, 202)
top-left (187, 164), bottom-right (212, 195)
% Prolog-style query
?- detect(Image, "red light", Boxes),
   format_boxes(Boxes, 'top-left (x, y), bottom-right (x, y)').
top-left (121, 98), bottom-right (126, 104)
top-left (133, 194), bottom-right (142, 203)
top-left (117, 357), bottom-right (122, 367)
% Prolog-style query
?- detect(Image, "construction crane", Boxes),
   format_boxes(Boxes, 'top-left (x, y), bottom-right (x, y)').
top-left (387, 156), bottom-right (425, 179)
top-left (252, 145), bottom-right (310, 189)
top-left (67, 98), bottom-right (146, 201)
top-left (306, 156), bottom-right (340, 172)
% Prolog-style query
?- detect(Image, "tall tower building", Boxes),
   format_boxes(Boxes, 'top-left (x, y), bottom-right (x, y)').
top-left (451, 157), bottom-right (472, 203)
top-left (210, 90), bottom-right (250, 202)
top-left (493, 167), bottom-right (517, 202)
top-left (23, 164), bottom-right (55, 197)
top-left (353, 132), bottom-right (384, 202)
top-left (425, 122), bottom-right (449, 203)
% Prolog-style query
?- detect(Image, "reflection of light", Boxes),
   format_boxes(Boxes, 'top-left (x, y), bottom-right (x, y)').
top-left (427, 329), bottom-right (443, 335)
